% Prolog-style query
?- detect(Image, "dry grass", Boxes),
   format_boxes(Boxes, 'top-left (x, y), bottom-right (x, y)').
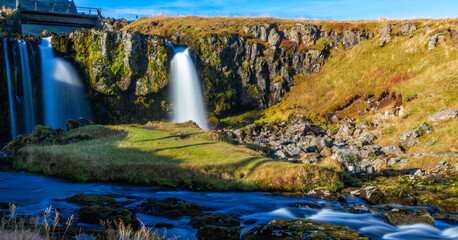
top-left (123, 16), bottom-right (458, 39)
top-left (0, 203), bottom-right (167, 240)
top-left (259, 19), bottom-right (457, 153)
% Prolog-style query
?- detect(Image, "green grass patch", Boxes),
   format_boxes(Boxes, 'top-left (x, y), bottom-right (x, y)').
top-left (14, 123), bottom-right (341, 192)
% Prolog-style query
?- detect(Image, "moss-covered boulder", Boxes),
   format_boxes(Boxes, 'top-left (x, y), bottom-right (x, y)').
top-left (191, 213), bottom-right (240, 228)
top-left (136, 197), bottom-right (201, 219)
top-left (78, 205), bottom-right (112, 223)
top-left (436, 198), bottom-right (458, 214)
top-left (1, 126), bottom-right (66, 158)
top-left (66, 194), bottom-right (118, 206)
top-left (78, 205), bottom-right (140, 229)
top-left (242, 219), bottom-right (368, 240)
top-left (384, 208), bottom-right (435, 226)
top-left (196, 225), bottom-right (241, 240)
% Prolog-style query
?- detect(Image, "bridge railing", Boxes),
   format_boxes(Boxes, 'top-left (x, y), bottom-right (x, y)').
top-left (18, 0), bottom-right (100, 16)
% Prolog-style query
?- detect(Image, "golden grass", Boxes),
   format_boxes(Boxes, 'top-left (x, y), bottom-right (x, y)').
top-left (123, 16), bottom-right (458, 39)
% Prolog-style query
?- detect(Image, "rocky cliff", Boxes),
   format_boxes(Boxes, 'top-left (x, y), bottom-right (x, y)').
top-left (51, 19), bottom-right (370, 124)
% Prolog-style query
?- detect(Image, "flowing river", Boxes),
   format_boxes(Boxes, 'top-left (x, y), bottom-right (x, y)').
top-left (0, 171), bottom-right (456, 240)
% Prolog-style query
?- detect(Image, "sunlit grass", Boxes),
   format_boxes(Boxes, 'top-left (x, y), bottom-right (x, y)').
top-left (15, 123), bottom-right (342, 192)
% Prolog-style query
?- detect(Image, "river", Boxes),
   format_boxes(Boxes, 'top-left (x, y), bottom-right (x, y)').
top-left (0, 171), bottom-right (456, 239)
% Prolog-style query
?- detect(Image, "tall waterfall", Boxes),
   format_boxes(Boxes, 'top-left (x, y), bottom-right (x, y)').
top-left (3, 39), bottom-right (17, 138)
top-left (170, 46), bottom-right (208, 129)
top-left (3, 39), bottom-right (37, 138)
top-left (39, 37), bottom-right (92, 130)
top-left (18, 40), bottom-right (37, 134)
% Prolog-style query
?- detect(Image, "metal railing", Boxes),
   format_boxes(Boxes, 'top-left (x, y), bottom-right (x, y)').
top-left (17, 0), bottom-right (100, 16)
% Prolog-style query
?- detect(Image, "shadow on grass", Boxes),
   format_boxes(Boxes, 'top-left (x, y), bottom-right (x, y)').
top-left (13, 125), bottom-right (342, 192)
top-left (132, 132), bottom-right (202, 143)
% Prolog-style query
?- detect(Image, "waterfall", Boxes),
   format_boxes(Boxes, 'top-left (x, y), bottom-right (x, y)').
top-left (169, 46), bottom-right (208, 129)
top-left (18, 40), bottom-right (37, 134)
top-left (39, 37), bottom-right (92, 130)
top-left (3, 39), bottom-right (17, 138)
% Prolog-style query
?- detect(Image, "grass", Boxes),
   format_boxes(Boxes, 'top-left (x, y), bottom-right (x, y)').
top-left (0, 204), bottom-right (165, 240)
top-left (13, 123), bottom-right (342, 192)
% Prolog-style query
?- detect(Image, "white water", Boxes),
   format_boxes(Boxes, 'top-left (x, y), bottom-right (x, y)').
top-left (39, 37), bottom-right (92, 129)
top-left (170, 46), bottom-right (208, 129)
top-left (18, 40), bottom-right (37, 134)
top-left (3, 39), bottom-right (17, 138)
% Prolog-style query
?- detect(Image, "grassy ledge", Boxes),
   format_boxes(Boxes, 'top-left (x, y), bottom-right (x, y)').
top-left (12, 123), bottom-right (341, 192)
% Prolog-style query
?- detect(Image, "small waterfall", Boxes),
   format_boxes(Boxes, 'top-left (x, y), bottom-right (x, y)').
top-left (39, 37), bottom-right (92, 130)
top-left (3, 39), bottom-right (17, 138)
top-left (169, 45), bottom-right (208, 129)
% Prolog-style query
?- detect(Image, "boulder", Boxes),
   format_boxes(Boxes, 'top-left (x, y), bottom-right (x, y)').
top-left (335, 123), bottom-right (354, 141)
top-left (66, 118), bottom-right (94, 131)
top-left (426, 34), bottom-right (446, 51)
top-left (78, 205), bottom-right (140, 229)
top-left (360, 185), bottom-right (385, 205)
top-left (136, 197), bottom-right (201, 219)
top-left (242, 219), bottom-right (368, 240)
top-left (305, 189), bottom-right (345, 202)
top-left (381, 145), bottom-right (403, 157)
top-left (66, 194), bottom-right (118, 206)
top-left (191, 213), bottom-right (240, 228)
top-left (400, 123), bottom-right (433, 148)
top-left (428, 108), bottom-right (457, 122)
top-left (384, 208), bottom-right (435, 226)
top-left (358, 132), bottom-right (377, 146)
top-left (196, 225), bottom-right (241, 240)
top-left (332, 148), bottom-right (362, 173)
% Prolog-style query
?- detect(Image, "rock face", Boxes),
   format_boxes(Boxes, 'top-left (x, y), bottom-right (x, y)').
top-left (379, 24), bottom-right (392, 45)
top-left (48, 22), bottom-right (372, 124)
top-left (428, 108), bottom-right (457, 122)
top-left (242, 219), bottom-right (368, 240)
top-left (53, 29), bottom-right (171, 125)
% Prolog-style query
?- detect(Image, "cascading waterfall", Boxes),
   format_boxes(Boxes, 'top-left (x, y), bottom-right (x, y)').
top-left (18, 40), bottom-right (37, 134)
top-left (169, 45), bottom-right (208, 129)
top-left (3, 39), bottom-right (37, 138)
top-left (39, 37), bottom-right (92, 130)
top-left (3, 39), bottom-right (17, 138)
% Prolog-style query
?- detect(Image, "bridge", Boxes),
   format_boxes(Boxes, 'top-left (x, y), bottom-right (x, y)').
top-left (14, 0), bottom-right (101, 35)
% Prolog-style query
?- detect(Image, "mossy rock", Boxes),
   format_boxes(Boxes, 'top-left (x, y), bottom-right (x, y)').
top-left (242, 219), bottom-right (368, 240)
top-left (191, 213), bottom-right (241, 228)
top-left (1, 126), bottom-right (66, 158)
top-left (137, 197), bottom-right (201, 219)
top-left (436, 198), bottom-right (458, 214)
top-left (107, 208), bottom-right (140, 229)
top-left (78, 205), bottom-right (112, 224)
top-left (196, 225), bottom-right (241, 240)
top-left (384, 208), bottom-right (435, 226)
top-left (66, 194), bottom-right (118, 206)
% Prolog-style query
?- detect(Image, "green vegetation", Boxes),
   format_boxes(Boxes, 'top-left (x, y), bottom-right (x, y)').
top-left (13, 123), bottom-right (341, 192)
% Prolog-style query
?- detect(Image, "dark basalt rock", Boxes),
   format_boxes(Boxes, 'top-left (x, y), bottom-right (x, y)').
top-left (136, 197), bottom-right (201, 219)
top-left (242, 219), bottom-right (368, 240)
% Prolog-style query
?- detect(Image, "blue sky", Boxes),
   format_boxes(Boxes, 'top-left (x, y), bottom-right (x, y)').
top-left (75, 0), bottom-right (458, 20)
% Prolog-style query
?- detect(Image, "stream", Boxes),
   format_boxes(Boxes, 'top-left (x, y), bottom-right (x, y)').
top-left (0, 171), bottom-right (457, 240)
